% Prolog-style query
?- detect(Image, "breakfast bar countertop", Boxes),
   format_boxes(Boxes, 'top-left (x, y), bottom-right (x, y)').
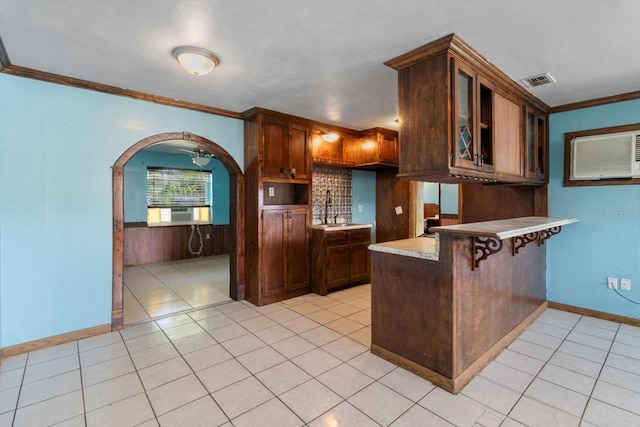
top-left (368, 236), bottom-right (438, 260)
top-left (430, 216), bottom-right (578, 240)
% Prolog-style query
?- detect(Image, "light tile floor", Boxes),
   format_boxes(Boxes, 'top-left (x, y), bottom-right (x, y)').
top-left (2, 284), bottom-right (640, 426)
top-left (124, 255), bottom-right (231, 324)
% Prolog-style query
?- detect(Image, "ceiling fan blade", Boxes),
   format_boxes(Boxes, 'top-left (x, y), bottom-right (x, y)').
top-left (178, 148), bottom-right (196, 155)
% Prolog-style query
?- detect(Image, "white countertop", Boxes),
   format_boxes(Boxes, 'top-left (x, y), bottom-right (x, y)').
top-left (369, 235), bottom-right (439, 260)
top-left (430, 216), bottom-right (578, 240)
top-left (311, 223), bottom-right (373, 231)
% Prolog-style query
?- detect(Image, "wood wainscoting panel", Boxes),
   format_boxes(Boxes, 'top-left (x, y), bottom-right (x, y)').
top-left (124, 224), bottom-right (230, 266)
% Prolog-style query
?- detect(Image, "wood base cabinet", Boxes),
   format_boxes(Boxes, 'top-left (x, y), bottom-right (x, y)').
top-left (262, 207), bottom-right (310, 303)
top-left (311, 227), bottom-right (371, 296)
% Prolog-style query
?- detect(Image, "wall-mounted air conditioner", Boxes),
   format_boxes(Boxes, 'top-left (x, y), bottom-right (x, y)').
top-left (170, 207), bottom-right (194, 222)
top-left (571, 131), bottom-right (640, 180)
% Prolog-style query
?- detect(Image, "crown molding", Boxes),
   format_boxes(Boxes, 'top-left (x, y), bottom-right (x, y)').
top-left (1, 64), bottom-right (243, 119)
top-left (551, 90), bottom-right (640, 114)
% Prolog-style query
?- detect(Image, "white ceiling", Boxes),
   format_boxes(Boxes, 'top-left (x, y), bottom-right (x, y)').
top-left (1, 0), bottom-right (639, 131)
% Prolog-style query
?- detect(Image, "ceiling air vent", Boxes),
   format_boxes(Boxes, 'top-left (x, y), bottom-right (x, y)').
top-left (520, 73), bottom-right (556, 88)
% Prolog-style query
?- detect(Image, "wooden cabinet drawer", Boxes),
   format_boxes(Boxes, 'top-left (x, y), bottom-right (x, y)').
top-left (349, 228), bottom-right (371, 243)
top-left (326, 231), bottom-right (349, 246)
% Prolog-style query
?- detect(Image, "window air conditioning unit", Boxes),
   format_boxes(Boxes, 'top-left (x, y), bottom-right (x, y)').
top-left (571, 131), bottom-right (640, 180)
top-left (170, 207), bottom-right (194, 222)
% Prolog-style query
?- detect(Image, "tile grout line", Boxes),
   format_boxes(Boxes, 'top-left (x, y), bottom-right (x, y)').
top-left (16, 284), bottom-right (640, 426)
top-left (76, 340), bottom-right (89, 427)
top-left (243, 310), bottom-right (376, 426)
top-left (157, 311), bottom-right (235, 423)
top-left (9, 353), bottom-right (28, 427)
top-left (118, 328), bottom-right (161, 426)
top-left (575, 321), bottom-right (622, 423)
top-left (151, 294), bottom-right (374, 425)
top-left (124, 256), bottom-right (231, 326)
top-left (479, 313), bottom-right (586, 423)
top-left (124, 281), bottom-right (154, 322)
top-left (499, 313), bottom-right (628, 425)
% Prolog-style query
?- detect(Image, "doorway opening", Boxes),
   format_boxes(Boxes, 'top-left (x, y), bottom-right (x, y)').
top-left (112, 131), bottom-right (244, 330)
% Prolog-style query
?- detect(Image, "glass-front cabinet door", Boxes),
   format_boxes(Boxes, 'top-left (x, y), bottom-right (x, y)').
top-left (477, 75), bottom-right (494, 172)
top-left (453, 60), bottom-right (476, 169)
top-left (452, 59), bottom-right (494, 172)
top-left (525, 107), bottom-right (546, 180)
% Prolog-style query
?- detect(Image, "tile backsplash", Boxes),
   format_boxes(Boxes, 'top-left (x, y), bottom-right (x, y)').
top-left (312, 165), bottom-right (352, 223)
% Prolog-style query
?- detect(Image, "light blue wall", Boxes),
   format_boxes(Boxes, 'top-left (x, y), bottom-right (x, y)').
top-left (440, 184), bottom-right (459, 214)
top-left (0, 74), bottom-right (243, 348)
top-left (548, 99), bottom-right (640, 319)
top-left (352, 170), bottom-right (377, 243)
top-left (124, 151), bottom-right (230, 224)
top-left (423, 182), bottom-right (439, 204)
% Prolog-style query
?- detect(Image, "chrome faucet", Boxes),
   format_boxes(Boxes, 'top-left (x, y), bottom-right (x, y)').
top-left (324, 189), bottom-right (332, 224)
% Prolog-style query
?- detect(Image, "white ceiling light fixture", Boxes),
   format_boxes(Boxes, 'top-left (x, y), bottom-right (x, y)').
top-left (192, 156), bottom-right (211, 167)
top-left (181, 148), bottom-right (213, 167)
top-left (172, 46), bottom-right (219, 77)
top-left (322, 132), bottom-right (340, 142)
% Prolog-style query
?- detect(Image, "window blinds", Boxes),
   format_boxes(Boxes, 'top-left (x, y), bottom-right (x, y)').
top-left (147, 168), bottom-right (212, 207)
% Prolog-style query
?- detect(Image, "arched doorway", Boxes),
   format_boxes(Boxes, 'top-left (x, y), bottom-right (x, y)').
top-left (111, 131), bottom-right (244, 330)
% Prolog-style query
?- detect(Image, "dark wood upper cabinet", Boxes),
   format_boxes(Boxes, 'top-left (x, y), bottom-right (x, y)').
top-left (525, 107), bottom-right (547, 182)
top-left (313, 127), bottom-right (399, 170)
top-left (385, 33), bottom-right (549, 184)
top-left (344, 128), bottom-right (399, 169)
top-left (452, 59), bottom-right (494, 173)
top-left (493, 93), bottom-right (523, 178)
top-left (288, 123), bottom-right (312, 179)
top-left (261, 115), bottom-right (311, 180)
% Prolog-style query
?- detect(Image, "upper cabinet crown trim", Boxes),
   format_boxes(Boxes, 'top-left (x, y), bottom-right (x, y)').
top-left (385, 33), bottom-right (550, 113)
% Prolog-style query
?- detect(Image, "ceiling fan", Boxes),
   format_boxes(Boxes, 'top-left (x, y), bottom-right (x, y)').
top-left (179, 148), bottom-right (214, 167)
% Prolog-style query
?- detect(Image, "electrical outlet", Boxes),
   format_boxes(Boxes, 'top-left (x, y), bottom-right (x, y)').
top-left (621, 278), bottom-right (631, 291)
top-left (206, 233), bottom-right (211, 239)
top-left (608, 277), bottom-right (618, 290)
top-left (268, 187), bottom-right (274, 197)
top-left (358, 204), bottom-right (363, 212)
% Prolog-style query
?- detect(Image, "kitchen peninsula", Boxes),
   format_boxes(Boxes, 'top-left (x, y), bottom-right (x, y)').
top-left (369, 216), bottom-right (577, 393)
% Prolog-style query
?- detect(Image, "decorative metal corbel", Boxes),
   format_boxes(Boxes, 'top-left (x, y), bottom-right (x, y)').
top-left (472, 236), bottom-right (503, 270)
